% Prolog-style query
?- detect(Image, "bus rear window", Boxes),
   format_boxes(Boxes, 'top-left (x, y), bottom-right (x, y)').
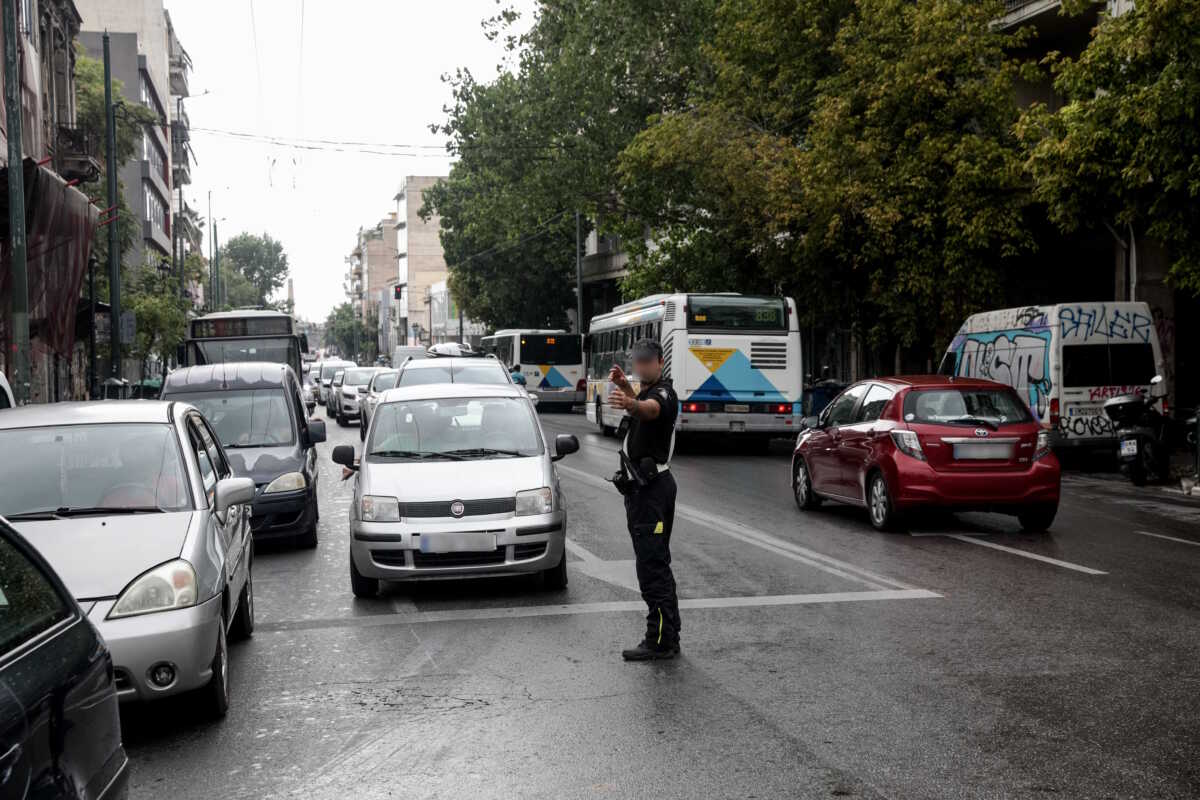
top-left (519, 335), bottom-right (581, 365)
top-left (688, 296), bottom-right (786, 330)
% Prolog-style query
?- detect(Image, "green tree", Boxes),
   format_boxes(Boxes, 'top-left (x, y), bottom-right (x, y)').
top-left (127, 269), bottom-right (187, 381)
top-left (218, 233), bottom-right (290, 308)
top-left (323, 302), bottom-right (371, 362)
top-left (1018, 0), bottom-right (1200, 293)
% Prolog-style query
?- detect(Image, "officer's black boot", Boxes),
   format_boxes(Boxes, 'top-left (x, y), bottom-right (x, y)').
top-left (621, 638), bottom-right (680, 661)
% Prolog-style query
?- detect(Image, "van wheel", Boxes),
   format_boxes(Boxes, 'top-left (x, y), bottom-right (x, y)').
top-left (350, 553), bottom-right (379, 598)
top-left (867, 472), bottom-right (898, 532)
top-left (1017, 504), bottom-right (1057, 533)
top-left (793, 459), bottom-right (821, 511)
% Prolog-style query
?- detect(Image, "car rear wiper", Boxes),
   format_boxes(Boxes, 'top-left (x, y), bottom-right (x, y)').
top-left (945, 417), bottom-right (999, 431)
top-left (368, 449), bottom-right (465, 461)
top-left (52, 506), bottom-right (166, 517)
top-left (442, 448), bottom-right (526, 458)
top-left (4, 510), bottom-right (64, 520)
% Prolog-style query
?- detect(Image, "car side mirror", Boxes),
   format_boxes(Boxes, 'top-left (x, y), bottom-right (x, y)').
top-left (1151, 374), bottom-right (1164, 385)
top-left (214, 477), bottom-right (255, 523)
top-left (332, 444), bottom-right (357, 469)
top-left (553, 434), bottom-right (579, 461)
top-left (528, 392), bottom-right (539, 405)
top-left (801, 415), bottom-right (821, 430)
top-left (306, 418), bottom-right (327, 446)
top-left (358, 385), bottom-right (369, 394)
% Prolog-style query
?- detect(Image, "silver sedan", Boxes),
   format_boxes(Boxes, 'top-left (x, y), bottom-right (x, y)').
top-left (1, 401), bottom-right (256, 718)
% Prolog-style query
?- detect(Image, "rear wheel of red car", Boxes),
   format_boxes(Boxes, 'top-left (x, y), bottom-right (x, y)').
top-left (1017, 504), bottom-right (1057, 533)
top-left (793, 459), bottom-right (821, 511)
top-left (867, 471), bottom-right (897, 532)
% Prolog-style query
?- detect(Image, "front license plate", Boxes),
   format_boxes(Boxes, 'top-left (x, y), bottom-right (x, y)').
top-left (953, 443), bottom-right (1013, 460)
top-left (725, 404), bottom-right (749, 413)
top-left (1120, 438), bottom-right (1138, 457)
top-left (417, 532), bottom-right (496, 554)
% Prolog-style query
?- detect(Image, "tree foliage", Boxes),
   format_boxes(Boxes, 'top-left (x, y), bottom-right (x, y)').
top-left (1018, 0), bottom-right (1200, 293)
top-left (323, 302), bottom-right (372, 362)
top-left (218, 233), bottom-right (290, 309)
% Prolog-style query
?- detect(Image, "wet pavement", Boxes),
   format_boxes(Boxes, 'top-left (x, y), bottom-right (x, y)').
top-left (121, 407), bottom-right (1200, 799)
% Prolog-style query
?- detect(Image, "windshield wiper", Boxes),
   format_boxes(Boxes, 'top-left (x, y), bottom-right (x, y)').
top-left (222, 442), bottom-right (270, 449)
top-left (52, 506), bottom-right (166, 517)
top-left (945, 416), bottom-right (999, 431)
top-left (368, 449), bottom-right (465, 461)
top-left (442, 447), bottom-right (527, 458)
top-left (4, 510), bottom-right (64, 520)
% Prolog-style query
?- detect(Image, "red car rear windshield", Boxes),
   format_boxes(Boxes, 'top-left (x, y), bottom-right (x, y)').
top-left (903, 387), bottom-right (1032, 426)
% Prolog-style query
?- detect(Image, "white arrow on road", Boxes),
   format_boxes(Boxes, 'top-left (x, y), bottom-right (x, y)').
top-left (564, 539), bottom-right (641, 592)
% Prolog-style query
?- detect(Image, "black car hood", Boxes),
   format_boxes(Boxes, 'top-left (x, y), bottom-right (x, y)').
top-left (224, 445), bottom-right (304, 485)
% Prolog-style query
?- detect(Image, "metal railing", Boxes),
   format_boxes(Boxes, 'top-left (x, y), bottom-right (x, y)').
top-left (1003, 0), bottom-right (1055, 12)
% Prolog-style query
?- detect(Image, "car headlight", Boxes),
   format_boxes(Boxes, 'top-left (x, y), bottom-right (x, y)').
top-left (361, 495), bottom-right (400, 521)
top-left (109, 560), bottom-right (198, 619)
top-left (515, 487), bottom-right (554, 516)
top-left (264, 471), bottom-right (305, 493)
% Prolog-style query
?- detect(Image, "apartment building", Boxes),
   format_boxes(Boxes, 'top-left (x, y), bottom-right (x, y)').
top-left (393, 176), bottom-right (448, 347)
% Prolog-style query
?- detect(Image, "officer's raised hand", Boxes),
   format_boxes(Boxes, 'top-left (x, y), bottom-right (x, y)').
top-left (609, 363), bottom-right (632, 393)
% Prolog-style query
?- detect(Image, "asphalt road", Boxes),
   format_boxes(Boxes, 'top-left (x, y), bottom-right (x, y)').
top-left (120, 407), bottom-right (1200, 799)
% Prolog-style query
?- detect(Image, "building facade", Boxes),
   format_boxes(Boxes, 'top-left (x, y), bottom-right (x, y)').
top-left (393, 176), bottom-right (448, 347)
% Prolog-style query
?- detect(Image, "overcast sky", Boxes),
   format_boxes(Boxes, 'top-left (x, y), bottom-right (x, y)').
top-left (163, 0), bottom-right (535, 323)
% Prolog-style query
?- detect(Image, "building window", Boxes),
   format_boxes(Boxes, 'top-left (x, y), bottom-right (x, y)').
top-left (143, 131), bottom-right (167, 184)
top-left (144, 182), bottom-right (168, 235)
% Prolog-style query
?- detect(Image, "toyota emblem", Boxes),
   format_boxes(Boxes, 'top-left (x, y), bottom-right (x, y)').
top-left (974, 428), bottom-right (990, 438)
top-left (450, 500), bottom-right (465, 517)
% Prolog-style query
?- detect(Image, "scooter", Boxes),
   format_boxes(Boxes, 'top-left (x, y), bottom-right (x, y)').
top-left (1102, 375), bottom-right (1170, 486)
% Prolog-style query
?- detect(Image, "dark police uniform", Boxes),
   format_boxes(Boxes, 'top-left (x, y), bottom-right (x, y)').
top-left (623, 377), bottom-right (681, 650)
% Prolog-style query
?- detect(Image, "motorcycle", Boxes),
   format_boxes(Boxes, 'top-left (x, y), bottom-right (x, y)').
top-left (1102, 375), bottom-right (1170, 486)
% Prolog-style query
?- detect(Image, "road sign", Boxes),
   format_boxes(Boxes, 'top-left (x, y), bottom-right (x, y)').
top-left (120, 310), bottom-right (136, 345)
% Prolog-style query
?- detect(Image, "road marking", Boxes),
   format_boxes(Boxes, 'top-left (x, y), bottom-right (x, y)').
top-left (1134, 530), bottom-right (1200, 548)
top-left (565, 539), bottom-right (641, 592)
top-left (256, 589), bottom-right (941, 634)
top-left (944, 535), bottom-right (1107, 575)
top-left (556, 463), bottom-right (916, 591)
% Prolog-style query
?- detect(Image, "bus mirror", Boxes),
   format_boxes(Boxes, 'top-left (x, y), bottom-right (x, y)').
top-left (300, 333), bottom-right (310, 353)
top-left (176, 343), bottom-right (186, 364)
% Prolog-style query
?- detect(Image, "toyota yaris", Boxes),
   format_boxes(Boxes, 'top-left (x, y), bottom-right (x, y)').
top-left (792, 376), bottom-right (1060, 531)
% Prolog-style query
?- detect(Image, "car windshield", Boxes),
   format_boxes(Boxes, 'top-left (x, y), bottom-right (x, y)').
top-left (343, 368), bottom-right (376, 386)
top-left (452, 364), bottom-right (509, 384)
top-left (368, 397), bottom-right (543, 459)
top-left (903, 388), bottom-right (1032, 426)
top-left (169, 389), bottom-right (295, 448)
top-left (0, 424), bottom-right (191, 516)
top-left (321, 364), bottom-right (348, 380)
top-left (372, 372), bottom-right (399, 391)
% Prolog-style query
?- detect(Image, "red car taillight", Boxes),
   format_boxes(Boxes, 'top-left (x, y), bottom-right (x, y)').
top-left (575, 379), bottom-right (587, 392)
top-left (890, 430), bottom-right (926, 461)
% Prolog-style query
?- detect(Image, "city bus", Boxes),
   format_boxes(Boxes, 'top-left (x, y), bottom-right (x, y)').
top-left (481, 329), bottom-right (585, 408)
top-left (183, 309), bottom-right (308, 379)
top-left (585, 293), bottom-right (802, 443)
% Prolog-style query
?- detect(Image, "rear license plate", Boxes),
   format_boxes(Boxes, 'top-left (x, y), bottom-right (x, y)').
top-left (417, 531), bottom-right (496, 554)
top-left (953, 443), bottom-right (1013, 460)
top-left (1068, 405), bottom-right (1102, 417)
top-left (729, 421), bottom-right (746, 432)
top-left (1120, 438), bottom-right (1138, 457)
top-left (726, 404), bottom-right (749, 413)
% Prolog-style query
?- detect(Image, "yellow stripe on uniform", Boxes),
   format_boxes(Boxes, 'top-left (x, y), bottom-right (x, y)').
top-left (653, 521), bottom-right (664, 534)
top-left (657, 609), bottom-right (663, 645)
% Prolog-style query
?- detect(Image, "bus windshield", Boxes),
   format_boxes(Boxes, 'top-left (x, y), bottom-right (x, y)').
top-left (688, 295), bottom-right (786, 331)
top-left (519, 334), bottom-right (582, 365)
top-left (189, 338), bottom-right (300, 368)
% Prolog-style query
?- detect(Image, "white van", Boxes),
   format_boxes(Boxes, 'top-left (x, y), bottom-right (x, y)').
top-left (938, 302), bottom-right (1165, 447)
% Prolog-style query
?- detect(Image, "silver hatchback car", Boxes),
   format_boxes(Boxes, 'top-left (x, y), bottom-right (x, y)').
top-left (0, 401), bottom-right (256, 718)
top-left (332, 383), bottom-right (579, 596)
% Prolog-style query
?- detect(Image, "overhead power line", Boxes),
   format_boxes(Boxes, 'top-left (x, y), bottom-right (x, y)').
top-left (188, 127), bottom-right (579, 157)
top-left (452, 210), bottom-right (573, 267)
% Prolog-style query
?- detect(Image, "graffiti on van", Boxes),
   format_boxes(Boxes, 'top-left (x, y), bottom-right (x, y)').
top-left (946, 321), bottom-right (1053, 417)
top-left (1057, 304), bottom-right (1153, 344)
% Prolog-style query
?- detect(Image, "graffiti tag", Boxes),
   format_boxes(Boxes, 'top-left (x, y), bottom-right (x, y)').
top-left (1057, 304), bottom-right (1153, 344)
top-left (953, 331), bottom-right (1052, 418)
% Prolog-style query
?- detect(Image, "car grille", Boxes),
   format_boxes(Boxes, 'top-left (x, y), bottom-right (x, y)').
top-left (401, 497), bottom-right (516, 517)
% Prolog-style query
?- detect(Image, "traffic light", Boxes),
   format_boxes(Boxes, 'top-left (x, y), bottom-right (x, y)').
top-left (393, 284), bottom-right (403, 300)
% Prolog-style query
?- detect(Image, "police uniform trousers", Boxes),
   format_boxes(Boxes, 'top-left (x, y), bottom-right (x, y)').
top-left (623, 471), bottom-right (680, 646)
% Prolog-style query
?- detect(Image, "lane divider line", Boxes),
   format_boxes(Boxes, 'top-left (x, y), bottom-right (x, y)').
top-left (944, 535), bottom-right (1107, 575)
top-left (256, 589), bottom-right (943, 634)
top-left (556, 463), bottom-right (918, 591)
top-left (1134, 530), bottom-right (1200, 548)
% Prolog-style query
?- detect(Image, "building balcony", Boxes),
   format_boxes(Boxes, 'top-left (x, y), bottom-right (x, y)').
top-left (53, 125), bottom-right (101, 183)
top-left (169, 52), bottom-right (190, 97)
top-left (995, 0), bottom-right (1102, 46)
top-left (173, 157), bottom-right (191, 186)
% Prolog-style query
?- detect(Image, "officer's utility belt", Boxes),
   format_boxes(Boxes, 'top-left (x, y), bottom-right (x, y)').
top-left (611, 450), bottom-right (669, 496)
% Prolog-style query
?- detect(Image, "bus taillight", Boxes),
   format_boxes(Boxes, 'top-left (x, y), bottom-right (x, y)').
top-left (683, 402), bottom-right (708, 413)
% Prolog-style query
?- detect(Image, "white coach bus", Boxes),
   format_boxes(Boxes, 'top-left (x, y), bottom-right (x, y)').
top-left (480, 329), bottom-right (586, 408)
top-left (585, 293), bottom-right (803, 443)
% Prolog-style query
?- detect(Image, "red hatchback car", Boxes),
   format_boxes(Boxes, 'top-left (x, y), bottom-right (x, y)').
top-left (791, 376), bottom-right (1060, 531)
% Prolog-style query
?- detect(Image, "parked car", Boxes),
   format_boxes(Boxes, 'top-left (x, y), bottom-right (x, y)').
top-left (395, 354), bottom-right (513, 388)
top-left (316, 359), bottom-right (354, 406)
top-left (0, 401), bottom-right (256, 717)
top-left (791, 376), bottom-right (1060, 532)
top-left (0, 371), bottom-right (12, 408)
top-left (360, 368), bottom-right (399, 442)
top-left (0, 517), bottom-right (128, 799)
top-left (331, 366), bottom-right (380, 427)
top-left (332, 382), bottom-right (579, 597)
top-left (161, 363), bottom-right (326, 548)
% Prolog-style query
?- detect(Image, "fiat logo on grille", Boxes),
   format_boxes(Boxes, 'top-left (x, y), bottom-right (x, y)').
top-left (974, 428), bottom-right (990, 438)
top-left (450, 500), bottom-right (465, 517)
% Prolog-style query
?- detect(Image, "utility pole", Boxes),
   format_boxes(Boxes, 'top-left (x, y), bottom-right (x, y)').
top-left (3, 0), bottom-right (29, 403)
top-left (103, 33), bottom-right (121, 380)
top-left (207, 189), bottom-right (213, 309)
top-left (174, 98), bottom-right (185, 310)
top-left (88, 253), bottom-right (97, 397)
top-left (212, 219), bottom-right (220, 309)
top-left (574, 211), bottom-right (583, 335)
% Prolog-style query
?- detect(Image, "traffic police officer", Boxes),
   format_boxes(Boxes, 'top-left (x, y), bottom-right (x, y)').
top-left (608, 338), bottom-right (680, 661)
